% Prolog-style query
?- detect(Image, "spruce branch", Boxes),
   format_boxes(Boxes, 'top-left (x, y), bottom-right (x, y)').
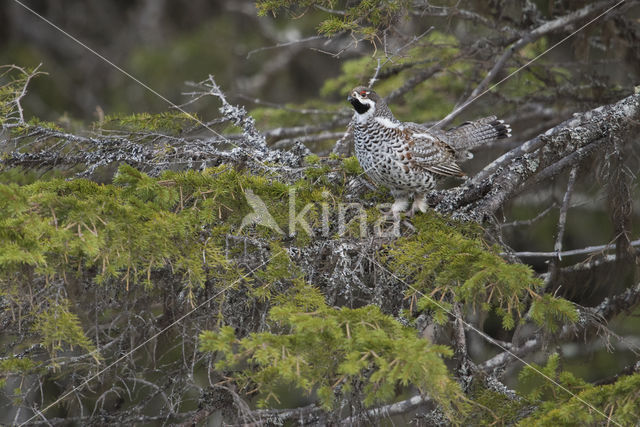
top-left (480, 282), bottom-right (640, 373)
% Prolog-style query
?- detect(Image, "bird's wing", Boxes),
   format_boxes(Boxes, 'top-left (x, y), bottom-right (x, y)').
top-left (402, 124), bottom-right (465, 177)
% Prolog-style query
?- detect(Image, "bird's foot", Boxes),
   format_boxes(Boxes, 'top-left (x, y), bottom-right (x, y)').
top-left (379, 207), bottom-right (401, 222)
top-left (375, 206), bottom-right (415, 237)
top-left (408, 194), bottom-right (428, 217)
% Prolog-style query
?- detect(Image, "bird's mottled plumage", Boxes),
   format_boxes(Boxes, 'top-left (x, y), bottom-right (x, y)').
top-left (347, 86), bottom-right (511, 216)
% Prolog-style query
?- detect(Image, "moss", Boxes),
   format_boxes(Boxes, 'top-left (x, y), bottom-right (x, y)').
top-left (0, 165), bottom-right (242, 295)
top-left (0, 163), bottom-right (354, 299)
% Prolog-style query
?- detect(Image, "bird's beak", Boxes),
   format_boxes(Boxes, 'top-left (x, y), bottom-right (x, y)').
top-left (347, 94), bottom-right (354, 103)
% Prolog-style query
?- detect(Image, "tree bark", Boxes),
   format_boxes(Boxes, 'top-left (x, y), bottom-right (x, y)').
top-left (435, 93), bottom-right (640, 222)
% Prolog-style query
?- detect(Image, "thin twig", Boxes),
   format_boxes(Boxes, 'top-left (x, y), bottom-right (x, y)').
top-left (507, 238), bottom-right (640, 258)
top-left (246, 35), bottom-right (327, 58)
top-left (314, 4), bottom-right (346, 15)
top-left (368, 58), bottom-right (383, 87)
top-left (501, 203), bottom-right (557, 228)
top-left (368, 27), bottom-right (435, 88)
top-left (435, 0), bottom-right (623, 128)
top-left (554, 166), bottom-right (579, 260)
top-left (546, 166), bottom-right (579, 286)
top-left (0, 63), bottom-right (47, 125)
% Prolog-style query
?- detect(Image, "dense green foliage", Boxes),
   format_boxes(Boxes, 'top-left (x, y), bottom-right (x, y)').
top-left (388, 214), bottom-right (578, 330)
top-left (0, 161), bottom-right (582, 420)
top-left (200, 270), bottom-right (466, 419)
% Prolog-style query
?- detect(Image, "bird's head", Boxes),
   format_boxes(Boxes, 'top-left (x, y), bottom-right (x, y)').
top-left (347, 87), bottom-right (379, 115)
top-left (347, 87), bottom-right (391, 123)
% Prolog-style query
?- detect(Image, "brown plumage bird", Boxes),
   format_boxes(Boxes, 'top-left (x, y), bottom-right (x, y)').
top-left (347, 86), bottom-right (511, 216)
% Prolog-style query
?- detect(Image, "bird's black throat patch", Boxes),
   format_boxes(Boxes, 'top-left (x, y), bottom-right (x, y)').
top-left (349, 98), bottom-right (370, 115)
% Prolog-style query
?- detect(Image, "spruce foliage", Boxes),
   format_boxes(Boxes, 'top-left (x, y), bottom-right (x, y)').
top-left (0, 161), bottom-right (581, 421)
top-left (256, 0), bottom-right (411, 40)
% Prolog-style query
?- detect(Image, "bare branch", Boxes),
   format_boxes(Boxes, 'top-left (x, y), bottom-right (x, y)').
top-left (508, 238), bottom-right (640, 258)
top-left (437, 0), bottom-right (624, 128)
top-left (435, 93), bottom-right (640, 221)
top-left (543, 251), bottom-right (638, 277)
top-left (184, 75), bottom-right (266, 151)
top-left (606, 135), bottom-right (634, 261)
top-left (339, 394), bottom-right (430, 425)
top-left (273, 131), bottom-right (346, 149)
top-left (554, 167), bottom-right (579, 257)
top-left (547, 166), bottom-right (579, 285)
top-left (368, 57), bottom-right (383, 88)
top-left (220, 403), bottom-right (325, 426)
top-left (246, 34), bottom-right (327, 58)
top-left (331, 124), bottom-right (353, 156)
top-left (236, 94), bottom-right (347, 116)
top-left (0, 63), bottom-right (47, 126)
top-left (314, 4), bottom-right (346, 16)
top-left (480, 338), bottom-right (541, 373)
top-left (501, 203), bottom-right (557, 228)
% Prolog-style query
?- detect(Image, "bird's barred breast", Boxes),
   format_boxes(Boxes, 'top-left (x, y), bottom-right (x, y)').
top-left (353, 122), bottom-right (436, 192)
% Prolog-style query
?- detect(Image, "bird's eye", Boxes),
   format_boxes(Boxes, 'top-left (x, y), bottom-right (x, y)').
top-left (359, 90), bottom-right (368, 97)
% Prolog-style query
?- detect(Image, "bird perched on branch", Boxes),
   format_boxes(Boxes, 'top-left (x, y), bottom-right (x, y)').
top-left (347, 86), bottom-right (510, 217)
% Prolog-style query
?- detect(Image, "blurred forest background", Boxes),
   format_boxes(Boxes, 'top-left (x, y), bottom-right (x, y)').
top-left (2, 0), bottom-right (338, 120)
top-left (1, 0), bottom-right (640, 425)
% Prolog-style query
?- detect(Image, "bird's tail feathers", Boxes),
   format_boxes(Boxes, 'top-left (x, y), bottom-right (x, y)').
top-left (446, 115), bottom-right (511, 150)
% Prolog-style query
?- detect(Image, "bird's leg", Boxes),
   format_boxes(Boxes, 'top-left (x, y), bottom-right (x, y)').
top-left (391, 195), bottom-right (410, 220)
top-left (408, 193), bottom-right (428, 217)
top-left (378, 191), bottom-right (408, 222)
